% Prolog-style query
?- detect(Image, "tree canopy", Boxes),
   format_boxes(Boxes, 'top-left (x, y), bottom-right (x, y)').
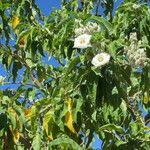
top-left (0, 0), bottom-right (150, 149)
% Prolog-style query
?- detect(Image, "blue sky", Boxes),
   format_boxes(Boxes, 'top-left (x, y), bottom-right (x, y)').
top-left (35, 0), bottom-right (61, 16)
top-left (35, 0), bottom-right (123, 16)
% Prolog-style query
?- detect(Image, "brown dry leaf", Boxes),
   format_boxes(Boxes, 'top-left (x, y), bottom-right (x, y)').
top-left (18, 35), bottom-right (28, 48)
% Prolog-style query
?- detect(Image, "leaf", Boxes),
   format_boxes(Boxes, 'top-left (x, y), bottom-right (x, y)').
top-left (32, 133), bottom-right (41, 150)
top-left (18, 34), bottom-right (28, 48)
top-left (120, 100), bottom-right (127, 116)
top-left (30, 106), bottom-right (38, 132)
top-left (65, 98), bottom-right (76, 134)
top-left (4, 127), bottom-right (14, 150)
top-left (13, 104), bottom-right (25, 131)
top-left (43, 110), bottom-right (54, 140)
top-left (24, 107), bottom-right (32, 120)
top-left (12, 61), bottom-right (22, 82)
top-left (99, 124), bottom-right (124, 133)
top-left (12, 129), bottom-right (20, 144)
top-left (0, 113), bottom-right (7, 130)
top-left (7, 108), bottom-right (17, 129)
top-left (143, 96), bottom-right (149, 104)
top-left (37, 65), bottom-right (46, 82)
top-left (87, 15), bottom-right (112, 33)
top-left (48, 136), bottom-right (82, 150)
top-left (64, 56), bottom-right (80, 75)
top-left (11, 15), bottom-right (20, 30)
top-left (65, 111), bottom-right (76, 134)
top-left (17, 29), bottom-right (31, 48)
top-left (129, 122), bottom-right (141, 136)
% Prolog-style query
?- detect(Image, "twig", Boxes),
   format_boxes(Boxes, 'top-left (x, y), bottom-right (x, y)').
top-left (6, 49), bottom-right (42, 88)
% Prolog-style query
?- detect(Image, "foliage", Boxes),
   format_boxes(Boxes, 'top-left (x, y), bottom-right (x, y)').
top-left (0, 0), bottom-right (150, 149)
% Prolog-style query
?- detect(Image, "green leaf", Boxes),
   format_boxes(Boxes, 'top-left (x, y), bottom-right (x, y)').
top-left (87, 15), bottom-right (112, 33)
top-left (7, 110), bottom-right (16, 130)
top-left (99, 124), bottom-right (124, 133)
top-left (43, 109), bottom-right (54, 140)
top-left (12, 61), bottom-right (22, 82)
top-left (37, 65), bottom-right (46, 82)
top-left (48, 136), bottom-right (82, 150)
top-left (32, 133), bottom-right (41, 150)
top-left (0, 113), bottom-right (7, 130)
top-left (61, 56), bottom-right (80, 85)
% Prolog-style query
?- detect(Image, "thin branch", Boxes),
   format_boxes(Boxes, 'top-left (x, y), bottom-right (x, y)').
top-left (6, 49), bottom-right (42, 88)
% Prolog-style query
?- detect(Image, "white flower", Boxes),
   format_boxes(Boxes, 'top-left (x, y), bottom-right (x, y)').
top-left (73, 34), bottom-right (92, 49)
top-left (137, 48), bottom-right (145, 55)
top-left (92, 52), bottom-right (110, 67)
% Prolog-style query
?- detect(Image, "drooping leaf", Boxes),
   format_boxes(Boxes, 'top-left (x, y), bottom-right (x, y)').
top-left (65, 97), bottom-right (76, 134)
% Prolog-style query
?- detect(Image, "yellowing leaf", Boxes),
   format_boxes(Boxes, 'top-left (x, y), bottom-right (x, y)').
top-left (144, 126), bottom-right (150, 130)
top-left (65, 111), bottom-right (76, 134)
top-left (65, 97), bottom-right (76, 134)
top-left (43, 110), bottom-right (54, 140)
top-left (8, 107), bottom-right (17, 116)
top-left (12, 15), bottom-right (20, 30)
top-left (143, 96), bottom-right (149, 103)
top-left (67, 97), bottom-right (73, 111)
top-left (24, 107), bottom-right (32, 119)
top-left (7, 108), bottom-right (18, 129)
top-left (24, 106), bottom-right (36, 121)
top-left (9, 125), bottom-right (20, 144)
top-left (13, 129), bottom-right (20, 144)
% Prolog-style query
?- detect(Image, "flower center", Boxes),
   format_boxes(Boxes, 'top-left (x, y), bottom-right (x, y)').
top-left (79, 38), bottom-right (85, 44)
top-left (98, 56), bottom-right (104, 62)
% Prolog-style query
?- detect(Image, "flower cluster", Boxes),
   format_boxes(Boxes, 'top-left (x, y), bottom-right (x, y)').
top-left (125, 32), bottom-right (149, 68)
top-left (73, 20), bottom-right (100, 49)
top-left (74, 21), bottom-right (100, 37)
top-left (73, 19), bottom-right (110, 67)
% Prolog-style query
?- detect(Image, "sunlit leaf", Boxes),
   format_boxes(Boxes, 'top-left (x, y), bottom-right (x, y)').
top-left (65, 98), bottom-right (76, 134)
top-left (32, 133), bottom-right (41, 150)
top-left (11, 15), bottom-right (20, 30)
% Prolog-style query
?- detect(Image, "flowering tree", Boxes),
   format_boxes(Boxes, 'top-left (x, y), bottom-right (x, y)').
top-left (0, 0), bottom-right (150, 149)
